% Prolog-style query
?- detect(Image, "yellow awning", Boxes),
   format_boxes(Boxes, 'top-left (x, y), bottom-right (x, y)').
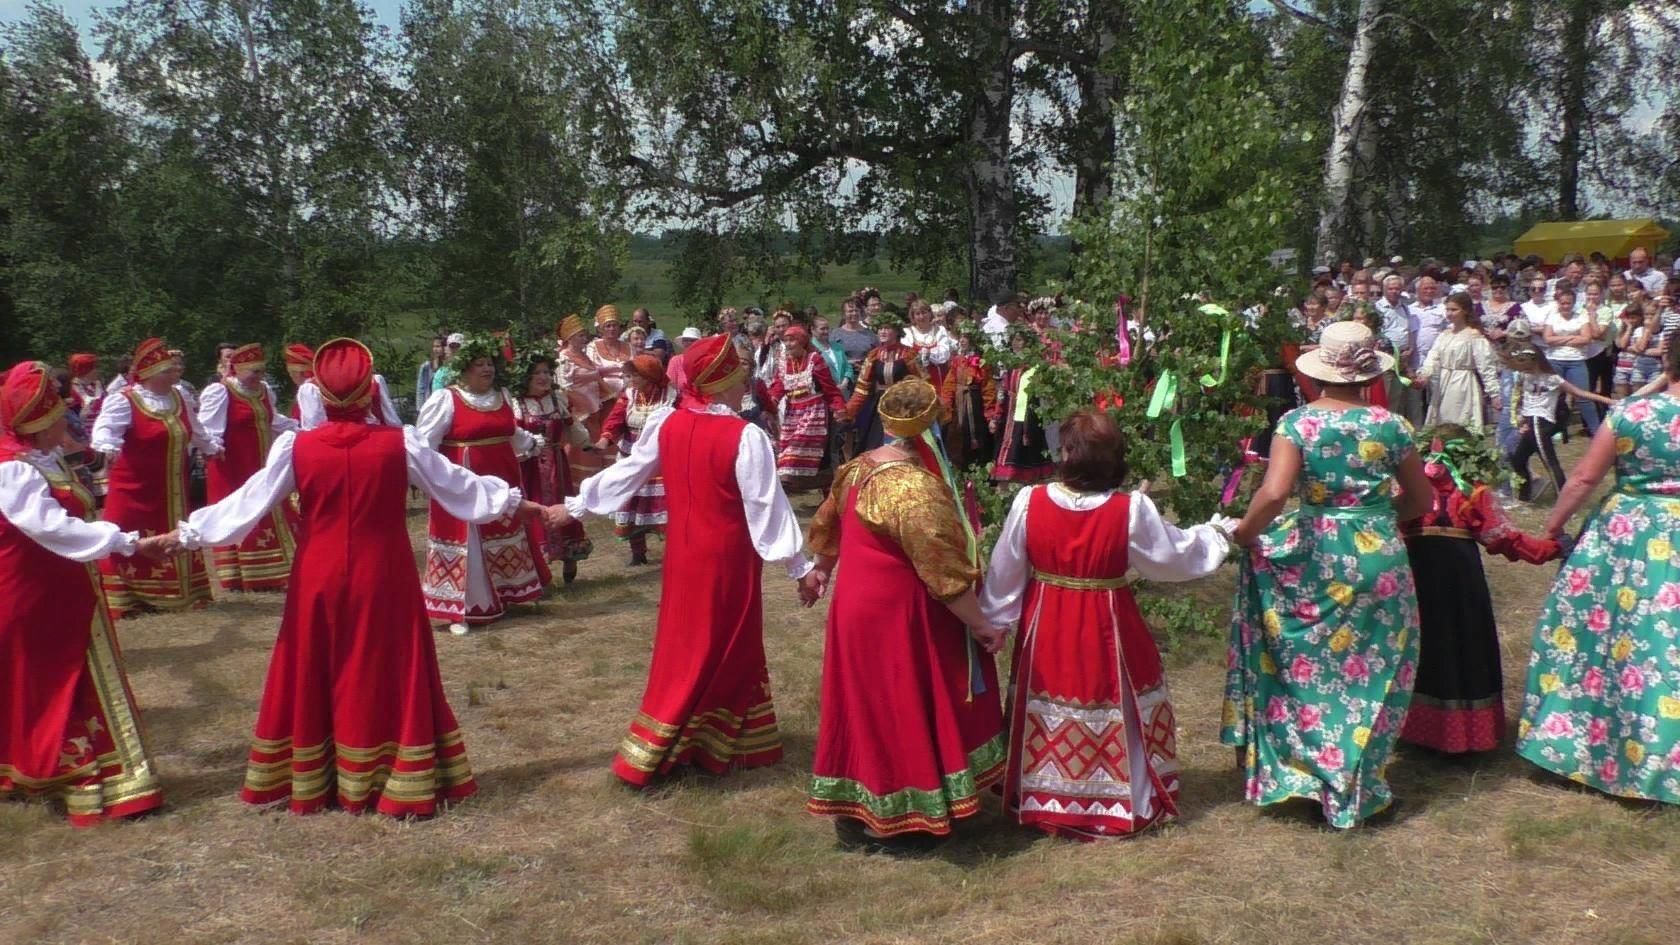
top-left (1513, 219), bottom-right (1669, 265)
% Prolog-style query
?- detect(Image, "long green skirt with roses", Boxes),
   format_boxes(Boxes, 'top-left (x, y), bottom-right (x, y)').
top-left (1221, 502), bottom-right (1421, 828)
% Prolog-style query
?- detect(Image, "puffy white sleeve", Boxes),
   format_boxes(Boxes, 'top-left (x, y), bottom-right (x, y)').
top-left (929, 327), bottom-right (957, 365)
top-left (185, 395), bottom-right (222, 455)
top-left (415, 388), bottom-right (455, 448)
top-left (178, 433), bottom-right (298, 549)
top-left (373, 375), bottom-right (402, 426)
top-left (296, 381), bottom-right (326, 431)
top-left (404, 427), bottom-right (522, 522)
top-left (90, 389), bottom-right (131, 456)
top-left (505, 390), bottom-right (543, 458)
top-left (1471, 334), bottom-right (1502, 404)
top-left (0, 461), bottom-right (138, 560)
top-left (1129, 491), bottom-right (1230, 582)
top-left (271, 400), bottom-right (300, 435)
top-left (566, 407), bottom-right (667, 518)
top-left (735, 422), bottom-right (814, 579)
top-left (979, 486), bottom-right (1034, 626)
top-left (197, 382), bottom-right (230, 441)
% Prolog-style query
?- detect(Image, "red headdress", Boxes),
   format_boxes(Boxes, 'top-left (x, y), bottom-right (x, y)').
top-left (781, 325), bottom-right (810, 346)
top-left (312, 338), bottom-right (375, 422)
top-left (69, 353), bottom-right (98, 377)
top-left (129, 338), bottom-right (173, 383)
top-left (284, 343), bottom-right (316, 378)
top-left (228, 343), bottom-right (266, 377)
top-left (0, 361), bottom-right (67, 463)
top-left (680, 335), bottom-right (747, 405)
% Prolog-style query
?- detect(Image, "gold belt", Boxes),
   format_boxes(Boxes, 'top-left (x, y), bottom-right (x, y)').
top-left (1032, 569), bottom-right (1134, 590)
top-left (442, 436), bottom-right (513, 448)
top-left (1411, 526), bottom-right (1472, 540)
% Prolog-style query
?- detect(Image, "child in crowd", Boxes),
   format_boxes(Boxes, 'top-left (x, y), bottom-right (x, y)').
top-left (1613, 304), bottom-right (1654, 398)
top-left (1506, 346), bottom-right (1614, 502)
top-left (1401, 425), bottom-right (1565, 754)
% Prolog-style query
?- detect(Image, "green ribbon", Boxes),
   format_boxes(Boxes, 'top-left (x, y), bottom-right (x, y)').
top-left (1011, 365), bottom-right (1038, 423)
top-left (918, 427), bottom-right (985, 699)
top-left (1197, 304), bottom-right (1232, 388)
top-left (1146, 371), bottom-right (1188, 477)
top-left (1422, 438), bottom-right (1473, 496)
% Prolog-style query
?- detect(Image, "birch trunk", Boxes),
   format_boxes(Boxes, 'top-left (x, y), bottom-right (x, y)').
top-left (965, 0), bottom-right (1018, 302)
top-left (1554, 0), bottom-right (1594, 220)
top-left (1313, 0), bottom-right (1382, 265)
top-left (1071, 18), bottom-right (1121, 221)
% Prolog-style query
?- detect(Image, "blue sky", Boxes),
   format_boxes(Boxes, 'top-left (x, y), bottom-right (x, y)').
top-left (0, 0), bottom-right (406, 39)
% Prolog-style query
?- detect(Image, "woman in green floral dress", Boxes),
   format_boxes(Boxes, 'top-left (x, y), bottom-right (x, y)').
top-left (1517, 343), bottom-right (1680, 803)
top-left (1224, 322), bottom-right (1435, 828)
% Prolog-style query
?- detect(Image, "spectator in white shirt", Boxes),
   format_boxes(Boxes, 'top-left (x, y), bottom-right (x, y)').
top-left (1548, 256), bottom-right (1586, 296)
top-left (1410, 277), bottom-right (1451, 367)
top-left (1625, 246), bottom-right (1666, 295)
top-left (982, 291), bottom-right (1028, 348)
top-left (1520, 273), bottom-right (1556, 347)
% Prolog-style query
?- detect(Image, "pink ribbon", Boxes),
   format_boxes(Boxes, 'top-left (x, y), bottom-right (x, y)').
top-left (1113, 295), bottom-right (1132, 367)
top-left (1221, 436), bottom-right (1264, 506)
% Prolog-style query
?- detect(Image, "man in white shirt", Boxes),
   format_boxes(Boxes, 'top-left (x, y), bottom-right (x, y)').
top-left (1520, 273), bottom-right (1556, 349)
top-left (981, 291), bottom-right (1028, 348)
top-left (1548, 256), bottom-right (1586, 296)
top-left (1625, 246), bottom-right (1666, 294)
top-left (1374, 275), bottom-right (1413, 363)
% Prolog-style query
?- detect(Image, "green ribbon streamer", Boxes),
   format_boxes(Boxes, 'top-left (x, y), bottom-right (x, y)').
top-left (1146, 371), bottom-right (1188, 477)
top-left (1197, 304), bottom-right (1232, 388)
top-left (1011, 365), bottom-right (1038, 423)
top-left (918, 428), bottom-right (986, 699)
top-left (1422, 438), bottom-right (1473, 496)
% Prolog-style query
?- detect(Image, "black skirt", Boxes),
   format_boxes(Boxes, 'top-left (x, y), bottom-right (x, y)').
top-left (1400, 534), bottom-right (1506, 753)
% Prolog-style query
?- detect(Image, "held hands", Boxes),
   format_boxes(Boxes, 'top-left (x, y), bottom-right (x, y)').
top-left (797, 569), bottom-right (829, 608)
top-left (968, 624), bottom-right (1009, 655)
top-left (541, 504), bottom-right (573, 531)
top-left (137, 531), bottom-right (182, 559)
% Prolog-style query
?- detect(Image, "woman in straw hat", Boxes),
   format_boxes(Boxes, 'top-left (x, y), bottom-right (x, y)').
top-left (1221, 320), bottom-right (1435, 828)
top-left (558, 334), bottom-right (814, 787)
top-left (803, 377), bottom-right (1006, 849)
top-left (0, 361), bottom-right (175, 824)
top-left (91, 338), bottom-right (221, 618)
top-left (979, 408), bottom-right (1234, 839)
top-left (170, 339), bottom-right (559, 817)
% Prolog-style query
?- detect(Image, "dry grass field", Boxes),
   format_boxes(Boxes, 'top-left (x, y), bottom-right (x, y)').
top-left (6, 441), bottom-right (1680, 945)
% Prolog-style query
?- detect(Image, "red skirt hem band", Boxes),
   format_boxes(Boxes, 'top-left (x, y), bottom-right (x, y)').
top-left (1399, 702), bottom-right (1505, 754)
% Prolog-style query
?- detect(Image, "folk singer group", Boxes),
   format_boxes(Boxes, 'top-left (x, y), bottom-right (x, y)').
top-left (4, 315), bottom-right (1680, 844)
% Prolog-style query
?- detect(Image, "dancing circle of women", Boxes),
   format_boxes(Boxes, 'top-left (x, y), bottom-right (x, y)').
top-left (9, 321), bottom-right (1680, 844)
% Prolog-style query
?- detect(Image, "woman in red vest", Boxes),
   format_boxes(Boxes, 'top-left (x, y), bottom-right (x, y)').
top-left (197, 343), bottom-right (300, 592)
top-left (91, 338), bottom-right (219, 618)
top-left (0, 361), bottom-right (173, 824)
top-left (979, 410), bottom-right (1233, 839)
top-left (173, 339), bottom-right (558, 817)
top-left (416, 335), bottom-right (548, 635)
top-left (559, 334), bottom-right (814, 787)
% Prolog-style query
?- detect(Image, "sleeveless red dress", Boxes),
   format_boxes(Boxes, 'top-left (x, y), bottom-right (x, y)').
top-left (242, 423), bottom-right (476, 816)
top-left (611, 409), bottom-right (782, 786)
top-left (99, 388), bottom-right (211, 617)
top-left (1, 457), bottom-right (163, 824)
top-left (1002, 488), bottom-right (1180, 838)
top-left (421, 390), bottom-right (547, 624)
top-left (805, 460), bottom-right (1006, 836)
top-left (206, 380), bottom-right (298, 591)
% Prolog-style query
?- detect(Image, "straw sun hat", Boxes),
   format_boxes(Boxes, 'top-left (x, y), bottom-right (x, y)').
top-left (1295, 320), bottom-right (1395, 385)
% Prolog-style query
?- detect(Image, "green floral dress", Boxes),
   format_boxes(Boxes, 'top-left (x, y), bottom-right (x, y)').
top-left (1517, 394), bottom-right (1680, 802)
top-left (1221, 405), bottom-right (1421, 828)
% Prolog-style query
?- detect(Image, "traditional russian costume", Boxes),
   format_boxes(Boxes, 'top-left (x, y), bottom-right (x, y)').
top-left (1221, 405), bottom-right (1420, 827)
top-left (293, 375), bottom-right (402, 430)
top-left (1399, 456), bottom-right (1560, 754)
top-left (1517, 395), bottom-right (1680, 802)
top-left (179, 339), bottom-right (511, 816)
top-left (846, 344), bottom-right (922, 452)
top-left (939, 353), bottom-right (997, 471)
top-left (599, 385), bottom-right (677, 540)
top-left (981, 485), bottom-right (1229, 838)
top-left (903, 323), bottom-right (957, 390)
top-left (766, 347), bottom-right (847, 479)
top-left (804, 446), bottom-right (1004, 837)
top-left (417, 385), bottom-right (547, 626)
top-left (92, 339), bottom-right (217, 618)
top-left (512, 391), bottom-right (593, 565)
top-left (0, 363), bottom-right (164, 825)
top-left (197, 345), bottom-right (301, 592)
top-left (992, 365), bottom-right (1054, 483)
top-left (566, 335), bottom-right (811, 787)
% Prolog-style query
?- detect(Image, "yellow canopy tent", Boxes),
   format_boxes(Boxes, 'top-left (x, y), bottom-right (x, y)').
top-left (1513, 218), bottom-right (1670, 265)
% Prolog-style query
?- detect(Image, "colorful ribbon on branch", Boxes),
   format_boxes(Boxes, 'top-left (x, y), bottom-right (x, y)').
top-left (1421, 437), bottom-right (1472, 496)
top-left (1221, 436), bottom-right (1263, 506)
top-left (1012, 365), bottom-right (1039, 424)
top-left (1114, 295), bottom-right (1133, 367)
top-left (1145, 369), bottom-right (1187, 478)
top-left (1197, 304), bottom-right (1232, 388)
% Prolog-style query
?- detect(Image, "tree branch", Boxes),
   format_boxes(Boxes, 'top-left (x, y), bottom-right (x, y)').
top-left (1266, 0), bottom-right (1350, 43)
top-left (1009, 37), bottom-right (1095, 69)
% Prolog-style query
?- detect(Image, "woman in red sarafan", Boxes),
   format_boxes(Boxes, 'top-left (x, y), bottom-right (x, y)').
top-left (767, 325), bottom-right (848, 484)
top-left (980, 410), bottom-right (1233, 840)
top-left (595, 355), bottom-right (677, 566)
top-left (802, 378), bottom-right (1008, 848)
top-left (416, 335), bottom-right (549, 635)
top-left (91, 337), bottom-right (219, 618)
top-left (197, 343), bottom-right (300, 592)
top-left (0, 361), bottom-right (172, 825)
top-left (511, 349), bottom-right (593, 584)
top-left (561, 335), bottom-right (814, 788)
top-left (1399, 425), bottom-right (1562, 754)
top-left (174, 339), bottom-right (555, 817)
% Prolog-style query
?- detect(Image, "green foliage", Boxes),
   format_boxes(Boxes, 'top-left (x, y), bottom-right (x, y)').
top-left (1134, 588), bottom-right (1226, 664)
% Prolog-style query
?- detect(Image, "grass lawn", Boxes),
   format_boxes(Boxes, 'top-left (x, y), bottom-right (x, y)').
top-left (6, 437), bottom-right (1680, 945)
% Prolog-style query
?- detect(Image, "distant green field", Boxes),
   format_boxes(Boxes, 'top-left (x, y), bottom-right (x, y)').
top-left (600, 258), bottom-right (943, 333)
